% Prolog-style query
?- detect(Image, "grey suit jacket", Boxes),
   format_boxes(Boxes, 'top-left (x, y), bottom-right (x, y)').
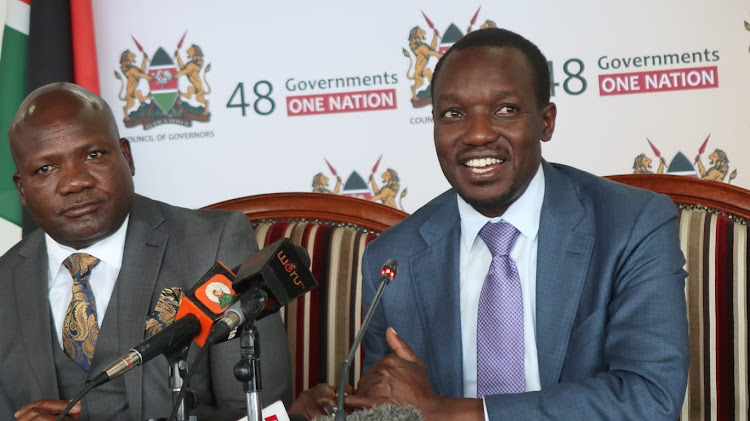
top-left (0, 194), bottom-right (292, 420)
top-left (361, 162), bottom-right (689, 420)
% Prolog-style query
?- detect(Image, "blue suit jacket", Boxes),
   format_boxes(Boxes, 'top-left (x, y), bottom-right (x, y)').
top-left (361, 162), bottom-right (689, 420)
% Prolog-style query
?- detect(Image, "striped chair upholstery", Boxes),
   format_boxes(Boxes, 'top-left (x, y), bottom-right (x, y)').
top-left (204, 193), bottom-right (407, 398)
top-left (607, 174), bottom-right (750, 420)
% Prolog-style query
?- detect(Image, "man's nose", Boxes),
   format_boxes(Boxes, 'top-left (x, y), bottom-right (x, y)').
top-left (58, 163), bottom-right (95, 194)
top-left (462, 114), bottom-right (497, 146)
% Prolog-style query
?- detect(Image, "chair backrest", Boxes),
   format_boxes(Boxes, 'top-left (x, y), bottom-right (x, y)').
top-left (606, 174), bottom-right (750, 420)
top-left (204, 192), bottom-right (408, 397)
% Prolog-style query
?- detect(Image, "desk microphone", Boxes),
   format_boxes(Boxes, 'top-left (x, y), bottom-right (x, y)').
top-left (168, 239), bottom-right (318, 421)
top-left (334, 259), bottom-right (397, 421)
top-left (57, 262), bottom-right (238, 421)
top-left (232, 238), bottom-right (316, 316)
top-left (207, 238), bottom-right (318, 344)
top-left (87, 262), bottom-right (237, 388)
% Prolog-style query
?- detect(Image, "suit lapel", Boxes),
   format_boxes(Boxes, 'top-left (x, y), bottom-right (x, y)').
top-left (535, 163), bottom-right (594, 386)
top-left (409, 192), bottom-right (464, 397)
top-left (118, 196), bottom-right (168, 419)
top-left (15, 231), bottom-right (60, 398)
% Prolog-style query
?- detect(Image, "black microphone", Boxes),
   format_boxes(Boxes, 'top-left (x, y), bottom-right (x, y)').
top-left (205, 286), bottom-right (268, 345)
top-left (334, 259), bottom-right (397, 421)
top-left (87, 315), bottom-right (200, 388)
top-left (207, 238), bottom-right (318, 343)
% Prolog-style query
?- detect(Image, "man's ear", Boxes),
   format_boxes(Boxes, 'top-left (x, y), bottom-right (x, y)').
top-left (119, 138), bottom-right (136, 176)
top-left (540, 102), bottom-right (557, 142)
top-left (12, 172), bottom-right (27, 207)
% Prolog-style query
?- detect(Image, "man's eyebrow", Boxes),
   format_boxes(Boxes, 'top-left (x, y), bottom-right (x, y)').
top-left (435, 92), bottom-right (461, 103)
top-left (436, 90), bottom-right (521, 102)
top-left (72, 141), bottom-right (107, 153)
top-left (489, 89), bottom-right (519, 99)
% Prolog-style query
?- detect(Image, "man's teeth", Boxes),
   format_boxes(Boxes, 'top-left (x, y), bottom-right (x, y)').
top-left (465, 158), bottom-right (503, 173)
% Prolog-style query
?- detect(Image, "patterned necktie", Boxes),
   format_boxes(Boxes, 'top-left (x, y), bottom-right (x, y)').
top-left (62, 253), bottom-right (101, 371)
top-left (477, 222), bottom-right (525, 396)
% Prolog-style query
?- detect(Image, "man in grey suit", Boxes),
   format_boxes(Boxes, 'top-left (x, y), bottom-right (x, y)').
top-left (0, 82), bottom-right (292, 420)
top-left (347, 29), bottom-right (689, 419)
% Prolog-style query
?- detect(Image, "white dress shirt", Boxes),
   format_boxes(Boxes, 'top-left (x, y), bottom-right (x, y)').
top-left (46, 216), bottom-right (129, 349)
top-left (458, 164), bottom-right (544, 400)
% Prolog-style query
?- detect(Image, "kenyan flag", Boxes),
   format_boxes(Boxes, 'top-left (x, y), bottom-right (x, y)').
top-left (0, 0), bottom-right (100, 247)
top-left (0, 0), bottom-right (30, 253)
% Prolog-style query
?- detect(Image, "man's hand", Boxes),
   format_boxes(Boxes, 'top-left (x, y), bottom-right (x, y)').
top-left (347, 327), bottom-right (440, 410)
top-left (288, 383), bottom-right (343, 419)
top-left (15, 400), bottom-right (80, 421)
top-left (347, 328), bottom-right (483, 421)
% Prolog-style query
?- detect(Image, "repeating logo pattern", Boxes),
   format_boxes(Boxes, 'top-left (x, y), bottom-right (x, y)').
top-left (402, 7), bottom-right (495, 108)
top-left (632, 135), bottom-right (737, 182)
top-left (115, 32), bottom-right (212, 129)
top-left (312, 155), bottom-right (408, 210)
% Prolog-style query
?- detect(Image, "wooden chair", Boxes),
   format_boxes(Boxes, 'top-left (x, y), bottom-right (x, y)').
top-left (606, 174), bottom-right (750, 420)
top-left (204, 193), bottom-right (408, 398)
top-left (207, 176), bottom-right (750, 417)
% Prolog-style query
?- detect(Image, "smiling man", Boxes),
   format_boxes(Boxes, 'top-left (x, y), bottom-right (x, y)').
top-left (0, 82), bottom-right (291, 420)
top-left (348, 28), bottom-right (689, 420)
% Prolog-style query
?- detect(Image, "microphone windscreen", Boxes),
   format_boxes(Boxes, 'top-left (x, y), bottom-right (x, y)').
top-left (311, 405), bottom-right (423, 421)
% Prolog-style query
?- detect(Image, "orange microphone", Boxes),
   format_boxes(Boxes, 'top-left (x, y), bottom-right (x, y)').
top-left (175, 261), bottom-right (238, 346)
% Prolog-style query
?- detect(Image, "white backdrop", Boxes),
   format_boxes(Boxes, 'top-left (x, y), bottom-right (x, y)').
top-left (88, 1), bottom-right (750, 213)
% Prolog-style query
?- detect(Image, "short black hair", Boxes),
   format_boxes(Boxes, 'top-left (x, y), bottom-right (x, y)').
top-left (431, 28), bottom-right (551, 108)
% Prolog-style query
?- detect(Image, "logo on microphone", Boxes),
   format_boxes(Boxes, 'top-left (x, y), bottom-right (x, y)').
top-left (277, 250), bottom-right (302, 286)
top-left (195, 274), bottom-right (236, 314)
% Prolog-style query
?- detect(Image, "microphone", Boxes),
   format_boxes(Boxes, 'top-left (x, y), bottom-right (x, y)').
top-left (334, 260), bottom-right (397, 421)
top-left (205, 285), bottom-right (269, 345)
top-left (87, 315), bottom-right (199, 388)
top-left (206, 238), bottom-right (318, 343)
top-left (87, 262), bottom-right (238, 388)
top-left (174, 261), bottom-right (239, 346)
top-left (233, 238), bottom-right (317, 317)
top-left (315, 405), bottom-right (422, 421)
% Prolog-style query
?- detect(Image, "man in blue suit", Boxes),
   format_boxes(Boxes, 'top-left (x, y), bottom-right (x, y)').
top-left (347, 28), bottom-right (689, 419)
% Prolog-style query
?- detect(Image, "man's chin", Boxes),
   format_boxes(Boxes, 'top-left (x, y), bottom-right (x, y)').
top-left (53, 225), bottom-right (112, 249)
top-left (459, 191), bottom-right (516, 218)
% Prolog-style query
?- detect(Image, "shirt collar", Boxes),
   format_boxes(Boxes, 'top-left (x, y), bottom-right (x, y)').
top-left (457, 164), bottom-right (545, 251)
top-left (45, 215), bottom-right (130, 274)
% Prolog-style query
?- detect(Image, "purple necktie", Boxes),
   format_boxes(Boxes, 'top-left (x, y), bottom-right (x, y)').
top-left (477, 222), bottom-right (525, 396)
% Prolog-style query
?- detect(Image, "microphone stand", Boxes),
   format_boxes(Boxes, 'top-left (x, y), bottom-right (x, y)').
top-left (164, 341), bottom-right (197, 421)
top-left (334, 274), bottom-right (390, 421)
top-left (234, 324), bottom-right (263, 421)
